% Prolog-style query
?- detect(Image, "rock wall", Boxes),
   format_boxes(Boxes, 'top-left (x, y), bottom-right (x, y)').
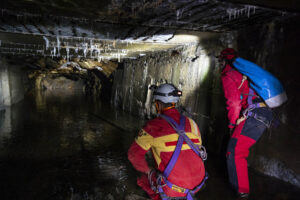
top-left (0, 57), bottom-right (26, 142)
top-left (235, 15), bottom-right (300, 187)
top-left (0, 57), bottom-right (25, 108)
top-left (111, 32), bottom-right (231, 152)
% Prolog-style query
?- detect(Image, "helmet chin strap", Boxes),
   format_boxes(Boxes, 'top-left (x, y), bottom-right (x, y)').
top-left (163, 103), bottom-right (175, 111)
top-left (155, 101), bottom-right (175, 114)
top-left (155, 102), bottom-right (161, 114)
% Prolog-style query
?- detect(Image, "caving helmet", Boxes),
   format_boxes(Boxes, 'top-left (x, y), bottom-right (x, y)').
top-left (150, 83), bottom-right (182, 104)
top-left (218, 48), bottom-right (238, 61)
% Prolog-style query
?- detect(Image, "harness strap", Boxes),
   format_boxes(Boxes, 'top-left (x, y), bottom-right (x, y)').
top-left (155, 114), bottom-right (207, 200)
top-left (240, 88), bottom-right (270, 127)
top-left (246, 111), bottom-right (271, 128)
top-left (247, 88), bottom-right (254, 105)
top-left (164, 135), bottom-right (184, 178)
top-left (161, 114), bottom-right (185, 178)
top-left (163, 172), bottom-right (209, 194)
top-left (245, 88), bottom-right (267, 108)
top-left (248, 102), bottom-right (267, 109)
top-left (156, 172), bottom-right (209, 200)
top-left (159, 115), bottom-right (202, 160)
top-left (157, 173), bottom-right (208, 200)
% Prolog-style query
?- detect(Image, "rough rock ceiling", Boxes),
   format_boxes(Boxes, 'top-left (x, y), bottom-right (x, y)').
top-left (0, 0), bottom-right (298, 61)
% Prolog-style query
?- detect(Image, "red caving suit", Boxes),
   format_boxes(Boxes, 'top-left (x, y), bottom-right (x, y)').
top-left (128, 108), bottom-right (206, 199)
top-left (221, 63), bottom-right (272, 194)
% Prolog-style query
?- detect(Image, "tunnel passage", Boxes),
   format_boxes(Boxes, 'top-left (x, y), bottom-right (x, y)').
top-left (0, 0), bottom-right (300, 199)
top-left (0, 55), bottom-right (119, 102)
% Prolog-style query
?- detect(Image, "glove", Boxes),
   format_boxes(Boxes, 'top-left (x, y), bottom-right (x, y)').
top-left (228, 122), bottom-right (236, 129)
top-left (229, 128), bottom-right (234, 135)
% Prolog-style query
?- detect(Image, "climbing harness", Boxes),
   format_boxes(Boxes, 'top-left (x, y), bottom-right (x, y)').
top-left (241, 88), bottom-right (271, 128)
top-left (149, 114), bottom-right (208, 200)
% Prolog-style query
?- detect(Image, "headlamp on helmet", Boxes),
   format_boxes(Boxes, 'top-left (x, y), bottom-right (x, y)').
top-left (149, 83), bottom-right (182, 103)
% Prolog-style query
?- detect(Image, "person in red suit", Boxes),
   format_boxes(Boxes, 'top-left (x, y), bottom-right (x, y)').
top-left (128, 83), bottom-right (207, 200)
top-left (218, 48), bottom-right (273, 199)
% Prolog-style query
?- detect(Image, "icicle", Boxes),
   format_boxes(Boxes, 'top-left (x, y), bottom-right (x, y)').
top-left (227, 9), bottom-right (233, 20)
top-left (176, 7), bottom-right (187, 21)
top-left (245, 5), bottom-right (256, 18)
top-left (176, 10), bottom-right (180, 20)
top-left (90, 39), bottom-right (95, 57)
top-left (66, 47), bottom-right (70, 62)
top-left (56, 36), bottom-right (60, 56)
top-left (43, 36), bottom-right (49, 50)
top-left (83, 43), bottom-right (88, 58)
top-left (233, 9), bottom-right (237, 19)
top-left (53, 47), bottom-right (56, 57)
top-left (247, 6), bottom-right (251, 18)
top-left (75, 47), bottom-right (78, 54)
top-left (96, 49), bottom-right (101, 62)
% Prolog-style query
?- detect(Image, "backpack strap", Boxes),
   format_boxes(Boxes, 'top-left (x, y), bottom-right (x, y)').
top-left (238, 75), bottom-right (247, 89)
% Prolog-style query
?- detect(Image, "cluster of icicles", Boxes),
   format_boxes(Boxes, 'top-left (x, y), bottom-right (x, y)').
top-left (43, 36), bottom-right (128, 62)
top-left (226, 5), bottom-right (256, 21)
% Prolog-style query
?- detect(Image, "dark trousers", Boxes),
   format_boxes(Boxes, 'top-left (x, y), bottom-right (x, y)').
top-left (226, 107), bottom-right (273, 194)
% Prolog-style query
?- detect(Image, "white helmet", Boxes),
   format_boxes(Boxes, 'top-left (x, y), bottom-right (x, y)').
top-left (150, 83), bottom-right (182, 103)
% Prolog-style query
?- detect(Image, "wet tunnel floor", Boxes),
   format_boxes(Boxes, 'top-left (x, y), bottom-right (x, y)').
top-left (0, 91), bottom-right (299, 200)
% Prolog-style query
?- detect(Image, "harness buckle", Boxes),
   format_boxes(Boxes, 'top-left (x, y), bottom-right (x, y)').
top-left (171, 185), bottom-right (186, 193)
top-left (148, 170), bottom-right (159, 193)
top-left (198, 145), bottom-right (207, 161)
top-left (156, 175), bottom-right (167, 188)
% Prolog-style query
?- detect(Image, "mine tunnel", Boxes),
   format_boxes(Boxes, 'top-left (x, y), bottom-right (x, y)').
top-left (0, 0), bottom-right (299, 200)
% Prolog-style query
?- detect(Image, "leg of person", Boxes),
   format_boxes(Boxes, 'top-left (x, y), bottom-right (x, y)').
top-left (226, 120), bottom-right (247, 193)
top-left (227, 112), bottom-right (270, 195)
